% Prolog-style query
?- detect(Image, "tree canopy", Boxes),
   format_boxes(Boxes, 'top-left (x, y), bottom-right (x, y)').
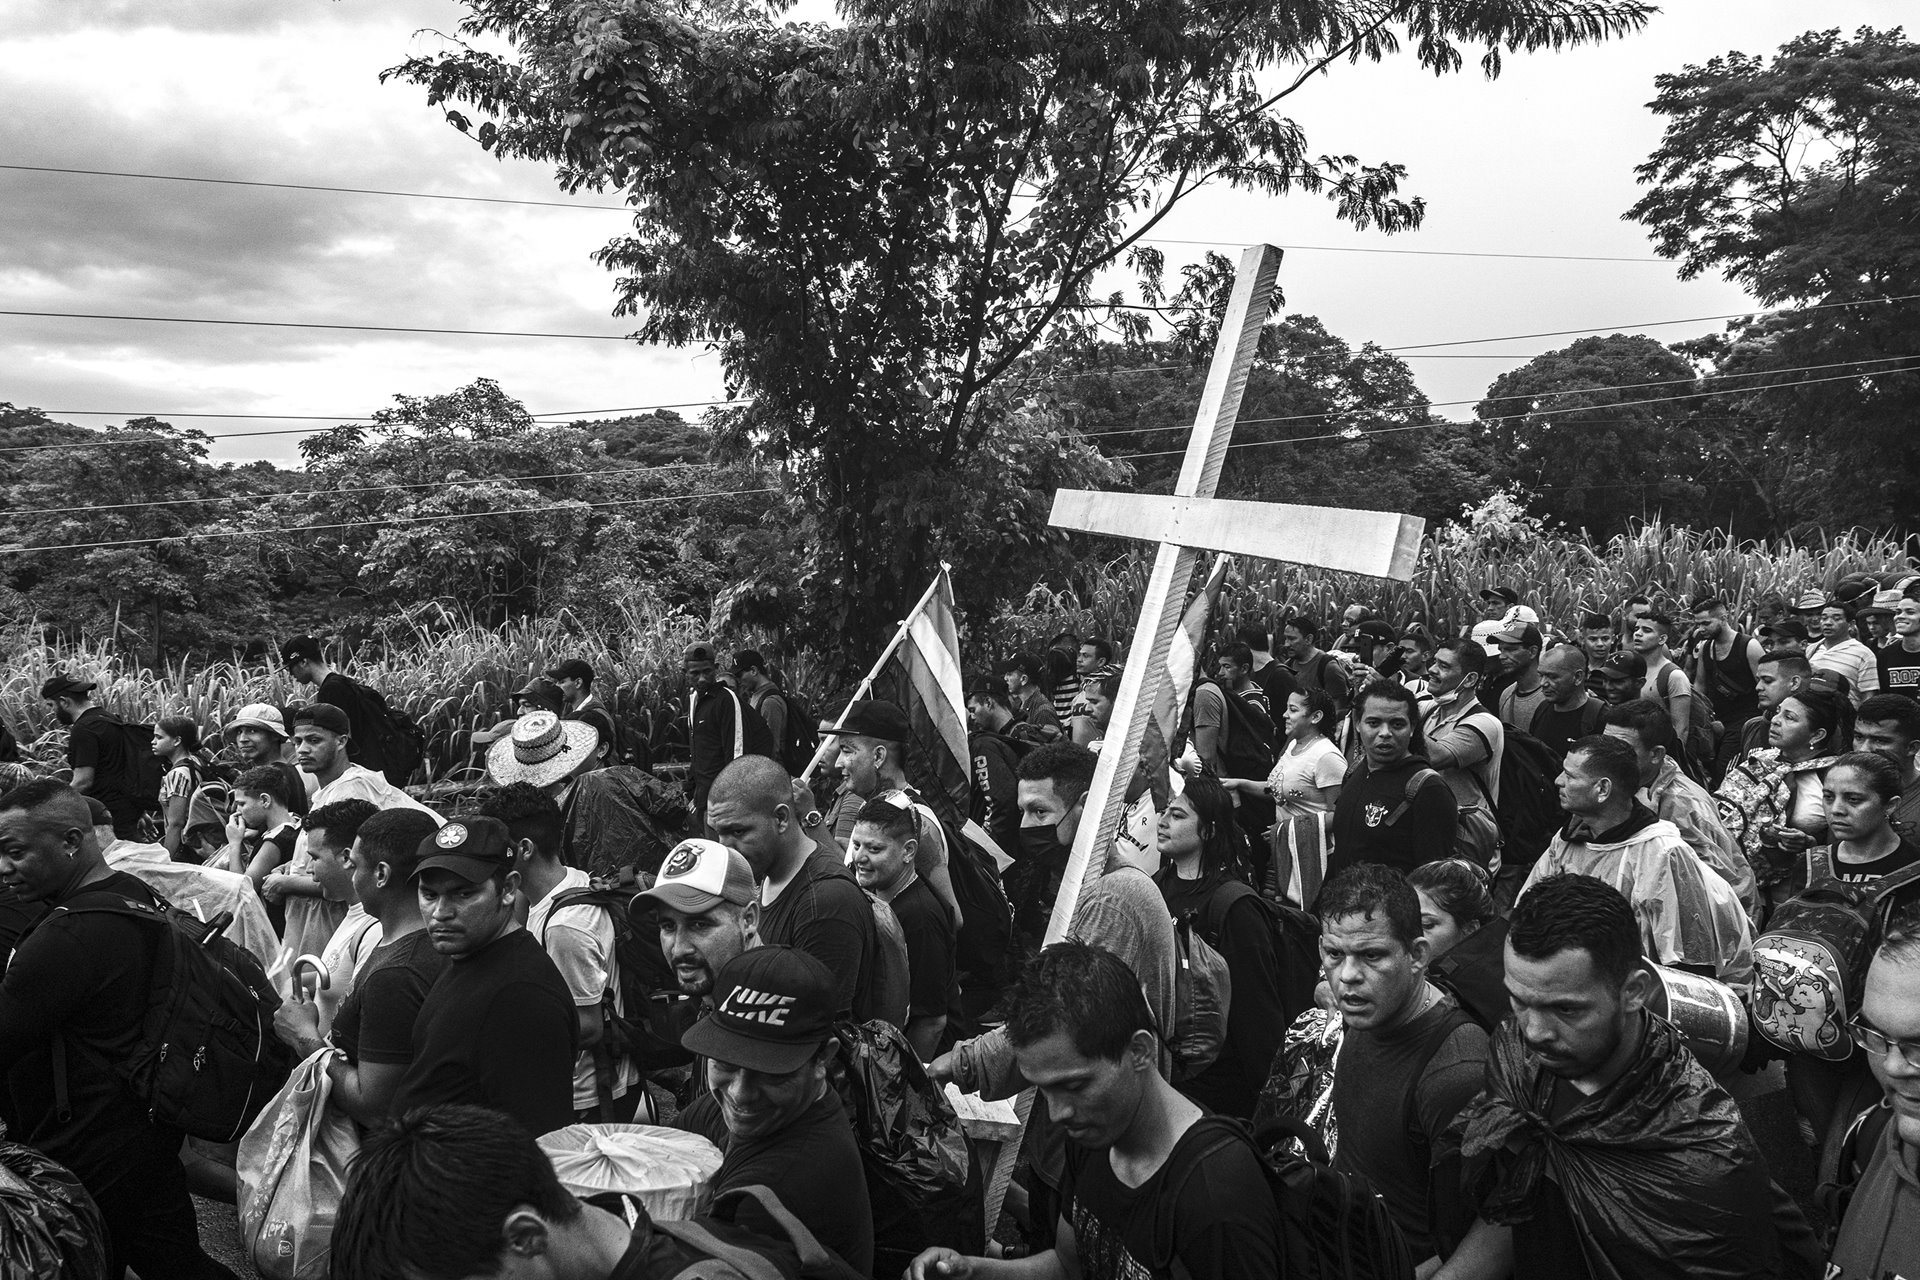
top-left (387, 0), bottom-right (1651, 649)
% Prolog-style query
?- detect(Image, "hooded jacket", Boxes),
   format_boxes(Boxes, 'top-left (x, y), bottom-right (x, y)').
top-left (1522, 804), bottom-right (1754, 992)
top-left (1829, 1108), bottom-right (1920, 1280)
top-left (1642, 755), bottom-right (1758, 921)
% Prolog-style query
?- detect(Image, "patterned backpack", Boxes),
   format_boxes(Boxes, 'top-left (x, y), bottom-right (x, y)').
top-left (1749, 846), bottom-right (1920, 1060)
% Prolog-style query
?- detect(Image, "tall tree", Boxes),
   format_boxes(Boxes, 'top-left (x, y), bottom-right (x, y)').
top-left (1473, 333), bottom-right (1707, 534)
top-left (1626, 26), bottom-right (1920, 528)
top-left (388, 0), bottom-right (1650, 649)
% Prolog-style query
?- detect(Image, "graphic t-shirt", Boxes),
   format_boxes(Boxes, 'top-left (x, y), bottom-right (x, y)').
top-left (1877, 644), bottom-right (1920, 700)
top-left (1831, 838), bottom-right (1920, 926)
top-left (1059, 1119), bottom-right (1281, 1280)
top-left (1265, 736), bottom-right (1347, 811)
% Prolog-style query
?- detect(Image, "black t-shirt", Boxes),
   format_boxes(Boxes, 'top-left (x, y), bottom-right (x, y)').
top-left (1833, 838), bottom-right (1920, 926)
top-left (1529, 697), bottom-right (1602, 762)
top-left (1878, 644), bottom-right (1920, 700)
top-left (66, 708), bottom-right (139, 811)
top-left (0, 871), bottom-right (178, 1193)
top-left (1326, 757), bottom-right (1458, 888)
top-left (890, 876), bottom-right (957, 1021)
top-left (393, 926), bottom-right (577, 1135)
top-left (678, 1087), bottom-right (875, 1276)
top-left (331, 928), bottom-right (448, 1067)
top-left (1156, 874), bottom-right (1285, 1120)
top-left (1330, 1000), bottom-right (1488, 1256)
top-left (1059, 1118), bottom-right (1281, 1280)
top-left (759, 850), bottom-right (876, 1021)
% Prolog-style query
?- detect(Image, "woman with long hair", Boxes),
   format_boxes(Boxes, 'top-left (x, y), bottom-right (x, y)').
top-left (1717, 686), bottom-right (1852, 917)
top-left (1221, 687), bottom-right (1346, 907)
top-left (151, 714), bottom-right (203, 860)
top-left (1153, 772), bottom-right (1288, 1118)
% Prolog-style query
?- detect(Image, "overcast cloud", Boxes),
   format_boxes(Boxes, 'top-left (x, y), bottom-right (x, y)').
top-left (1, 1), bottom-right (1905, 467)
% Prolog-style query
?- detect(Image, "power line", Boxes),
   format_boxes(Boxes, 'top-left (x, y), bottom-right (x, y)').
top-left (1107, 360), bottom-right (1920, 458)
top-left (30, 397), bottom-right (748, 423)
top-left (0, 486), bottom-right (777, 556)
top-left (0, 309), bottom-right (643, 342)
top-left (1, 459), bottom-right (724, 519)
top-left (1383, 292), bottom-right (1920, 351)
top-left (4, 163), bottom-right (1669, 265)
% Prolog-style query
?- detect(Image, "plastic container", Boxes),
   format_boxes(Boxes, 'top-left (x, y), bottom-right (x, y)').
top-left (537, 1124), bottom-right (723, 1220)
top-left (1648, 965), bottom-right (1750, 1076)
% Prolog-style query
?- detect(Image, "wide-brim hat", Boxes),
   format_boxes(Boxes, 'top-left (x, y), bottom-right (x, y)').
top-left (486, 711), bottom-right (599, 788)
top-left (223, 702), bottom-right (288, 739)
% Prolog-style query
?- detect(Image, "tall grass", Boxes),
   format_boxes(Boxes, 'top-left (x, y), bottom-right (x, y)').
top-left (7, 519), bottom-right (1910, 779)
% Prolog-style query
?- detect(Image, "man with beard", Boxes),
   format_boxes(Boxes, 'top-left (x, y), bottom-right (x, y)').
top-left (1445, 874), bottom-right (1815, 1280)
top-left (640, 836), bottom-right (760, 1103)
top-left (40, 675), bottom-right (149, 840)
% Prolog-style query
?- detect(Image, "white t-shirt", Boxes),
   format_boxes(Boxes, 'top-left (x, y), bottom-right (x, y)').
top-left (1264, 737), bottom-right (1348, 812)
top-left (312, 905), bottom-right (383, 1035)
top-left (527, 867), bottom-right (637, 1111)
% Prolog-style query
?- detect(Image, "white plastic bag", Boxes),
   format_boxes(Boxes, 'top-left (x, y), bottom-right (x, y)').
top-left (236, 1048), bottom-right (359, 1279)
top-left (537, 1123), bottom-right (722, 1220)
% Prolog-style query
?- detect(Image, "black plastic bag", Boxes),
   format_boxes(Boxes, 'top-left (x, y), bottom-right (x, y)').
top-left (0, 1131), bottom-right (110, 1280)
top-left (831, 1021), bottom-right (983, 1278)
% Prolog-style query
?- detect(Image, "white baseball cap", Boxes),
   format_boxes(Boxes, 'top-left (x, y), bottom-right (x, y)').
top-left (640, 839), bottom-right (757, 913)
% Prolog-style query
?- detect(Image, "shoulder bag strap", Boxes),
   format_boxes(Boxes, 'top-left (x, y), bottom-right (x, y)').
top-left (655, 1220), bottom-right (791, 1280)
top-left (1386, 769), bottom-right (1443, 826)
top-left (705, 1184), bottom-right (836, 1272)
top-left (1866, 856), bottom-right (1920, 904)
top-left (1804, 844), bottom-right (1836, 884)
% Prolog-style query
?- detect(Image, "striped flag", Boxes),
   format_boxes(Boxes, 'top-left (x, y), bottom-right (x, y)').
top-left (1140, 554), bottom-right (1234, 797)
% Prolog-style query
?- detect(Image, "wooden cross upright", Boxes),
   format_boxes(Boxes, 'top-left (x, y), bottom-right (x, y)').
top-left (1042, 243), bottom-right (1427, 945)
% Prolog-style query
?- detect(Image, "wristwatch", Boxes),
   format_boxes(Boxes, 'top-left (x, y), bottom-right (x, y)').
top-left (801, 810), bottom-right (825, 830)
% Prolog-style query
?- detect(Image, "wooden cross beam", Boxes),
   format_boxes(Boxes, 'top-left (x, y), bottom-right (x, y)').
top-left (1040, 243), bottom-right (1425, 945)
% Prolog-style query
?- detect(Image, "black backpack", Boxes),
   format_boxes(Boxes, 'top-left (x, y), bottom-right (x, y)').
top-left (754, 685), bottom-right (820, 779)
top-left (1189, 1115), bottom-right (1417, 1280)
top-left (1198, 879), bottom-right (1321, 1028)
top-left (1462, 724), bottom-right (1565, 870)
top-left (109, 716), bottom-right (166, 815)
top-left (1427, 916), bottom-right (1512, 1032)
top-left (539, 883), bottom-right (691, 1103)
top-left (1177, 679), bottom-right (1278, 780)
top-left (348, 683), bottom-right (427, 787)
top-left (47, 892), bottom-right (292, 1142)
top-left (621, 1185), bottom-right (866, 1280)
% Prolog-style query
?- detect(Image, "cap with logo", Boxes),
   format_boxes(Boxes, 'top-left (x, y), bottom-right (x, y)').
top-left (640, 839), bottom-right (757, 914)
top-left (1597, 651), bottom-right (1648, 681)
top-left (681, 946), bottom-right (837, 1074)
top-left (412, 816), bottom-right (514, 884)
top-left (822, 698), bottom-right (910, 743)
top-left (1490, 621), bottom-right (1544, 649)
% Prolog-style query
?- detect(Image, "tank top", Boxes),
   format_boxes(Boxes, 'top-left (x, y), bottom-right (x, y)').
top-left (1707, 631), bottom-right (1758, 713)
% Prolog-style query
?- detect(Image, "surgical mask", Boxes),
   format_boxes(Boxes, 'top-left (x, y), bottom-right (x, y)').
top-left (1018, 823), bottom-right (1068, 864)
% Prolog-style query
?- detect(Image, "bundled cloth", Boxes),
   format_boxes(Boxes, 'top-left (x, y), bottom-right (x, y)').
top-left (1452, 1015), bottom-right (1817, 1280)
top-left (561, 766), bottom-right (690, 880)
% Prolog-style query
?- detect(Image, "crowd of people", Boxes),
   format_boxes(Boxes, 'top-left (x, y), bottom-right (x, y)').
top-left (3, 573), bottom-right (1920, 1279)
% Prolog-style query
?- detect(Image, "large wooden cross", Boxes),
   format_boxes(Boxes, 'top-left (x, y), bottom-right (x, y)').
top-left (1042, 243), bottom-right (1426, 945)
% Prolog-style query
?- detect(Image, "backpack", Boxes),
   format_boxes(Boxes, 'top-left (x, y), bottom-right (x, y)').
top-left (622, 1184), bottom-right (865, 1280)
top-left (1656, 665), bottom-right (1718, 775)
top-left (1815, 1092), bottom-right (1896, 1250)
top-left (828, 1021), bottom-right (981, 1278)
top-left (855, 894), bottom-right (913, 1029)
top-left (111, 716), bottom-right (165, 815)
top-left (1427, 916), bottom-right (1512, 1032)
top-left (1166, 911), bottom-right (1233, 1080)
top-left (1177, 679), bottom-right (1277, 780)
top-left (1190, 1115), bottom-right (1418, 1280)
top-left (753, 685), bottom-right (820, 779)
top-left (348, 683), bottom-right (427, 788)
top-left (902, 794), bottom-right (1016, 1021)
top-left (47, 892), bottom-right (292, 1143)
top-left (1749, 846), bottom-right (1920, 1060)
top-left (1385, 769), bottom-right (1483, 866)
top-left (539, 883), bottom-right (689, 1105)
top-left (1467, 726), bottom-right (1566, 870)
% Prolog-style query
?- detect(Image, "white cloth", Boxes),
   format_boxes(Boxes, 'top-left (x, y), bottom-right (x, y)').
top-left (103, 839), bottom-right (280, 973)
top-left (527, 867), bottom-right (637, 1111)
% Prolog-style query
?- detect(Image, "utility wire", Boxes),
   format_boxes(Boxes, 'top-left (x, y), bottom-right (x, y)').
top-left (1, 162), bottom-right (1669, 265)
top-left (31, 397), bottom-right (749, 423)
top-left (0, 487), bottom-right (777, 556)
top-left (0, 309), bottom-right (642, 342)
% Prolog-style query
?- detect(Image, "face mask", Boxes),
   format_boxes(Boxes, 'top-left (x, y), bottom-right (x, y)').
top-left (1018, 823), bottom-right (1066, 864)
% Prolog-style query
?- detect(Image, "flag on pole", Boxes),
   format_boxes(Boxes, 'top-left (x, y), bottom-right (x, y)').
top-left (1138, 555), bottom-right (1234, 796)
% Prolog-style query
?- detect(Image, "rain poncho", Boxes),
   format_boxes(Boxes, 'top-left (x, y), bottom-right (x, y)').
top-left (1455, 1015), bottom-right (1818, 1280)
top-left (1642, 756), bottom-right (1757, 920)
top-left (104, 838), bottom-right (280, 973)
top-left (1522, 806), bottom-right (1755, 992)
top-left (559, 766), bottom-right (689, 880)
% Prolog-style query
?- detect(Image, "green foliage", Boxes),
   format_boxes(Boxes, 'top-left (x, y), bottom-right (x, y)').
top-left (385, 0), bottom-right (1650, 647)
top-left (1626, 26), bottom-right (1920, 531)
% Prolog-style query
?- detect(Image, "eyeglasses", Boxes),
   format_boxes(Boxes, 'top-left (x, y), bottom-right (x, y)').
top-left (1848, 1016), bottom-right (1920, 1069)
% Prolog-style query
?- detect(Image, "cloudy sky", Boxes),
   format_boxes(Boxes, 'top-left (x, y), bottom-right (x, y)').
top-left (1, 0), bottom-right (1902, 468)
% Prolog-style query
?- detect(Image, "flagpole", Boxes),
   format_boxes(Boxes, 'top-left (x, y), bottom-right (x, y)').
top-left (798, 564), bottom-right (953, 779)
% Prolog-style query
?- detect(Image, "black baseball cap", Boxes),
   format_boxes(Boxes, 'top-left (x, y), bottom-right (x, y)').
top-left (38, 674), bottom-right (96, 700)
top-left (682, 946), bottom-right (838, 1074)
top-left (545, 659), bottom-right (594, 684)
top-left (823, 699), bottom-right (911, 743)
top-left (412, 817), bottom-right (513, 884)
top-left (1760, 619), bottom-right (1811, 643)
top-left (1480, 586), bottom-right (1520, 606)
top-left (1597, 651), bottom-right (1647, 681)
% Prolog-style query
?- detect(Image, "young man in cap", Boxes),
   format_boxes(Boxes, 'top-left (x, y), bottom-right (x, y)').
top-left (1877, 589), bottom-right (1920, 699)
top-left (705, 755), bottom-right (877, 1021)
top-left (823, 698), bottom-right (962, 926)
top-left (910, 942), bottom-right (1282, 1280)
top-left (998, 653), bottom-right (1065, 745)
top-left (279, 636), bottom-right (408, 779)
top-left (1761, 617), bottom-right (1811, 653)
top-left (292, 703), bottom-right (438, 816)
top-left (479, 782), bottom-right (644, 1123)
top-left (1595, 648), bottom-right (1647, 706)
top-left (1490, 621), bottom-right (1546, 732)
top-left (41, 673), bottom-right (149, 839)
top-left (548, 659), bottom-right (624, 764)
top-left (1811, 600), bottom-right (1881, 704)
top-left (274, 806), bottom-right (447, 1128)
top-left (685, 640), bottom-right (776, 823)
top-left (640, 836), bottom-right (762, 1102)
top-left (731, 648), bottom-right (791, 752)
top-left (395, 815), bottom-right (577, 1135)
top-left (0, 780), bottom-right (241, 1279)
top-left (677, 946), bottom-right (875, 1276)
top-left (1857, 593), bottom-right (1899, 649)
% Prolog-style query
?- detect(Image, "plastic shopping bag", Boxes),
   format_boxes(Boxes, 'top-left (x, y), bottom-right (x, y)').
top-left (0, 1125), bottom-right (109, 1280)
top-left (237, 1047), bottom-right (360, 1279)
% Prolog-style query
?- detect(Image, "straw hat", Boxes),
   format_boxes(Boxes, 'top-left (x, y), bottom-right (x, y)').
top-left (486, 711), bottom-right (599, 788)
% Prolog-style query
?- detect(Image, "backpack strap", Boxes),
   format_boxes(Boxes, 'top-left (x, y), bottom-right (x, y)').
top-left (686, 1184), bottom-right (837, 1274)
top-left (1197, 879), bottom-right (1259, 946)
top-left (655, 1220), bottom-right (792, 1280)
top-left (1866, 857), bottom-right (1920, 906)
top-left (1386, 769), bottom-right (1446, 827)
top-left (1804, 844), bottom-right (1837, 884)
